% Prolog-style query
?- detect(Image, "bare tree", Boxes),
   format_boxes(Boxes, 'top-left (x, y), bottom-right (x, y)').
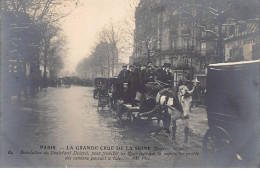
top-left (1, 0), bottom-right (79, 91)
top-left (99, 24), bottom-right (120, 77)
top-left (46, 30), bottom-right (66, 81)
top-left (1, 0), bottom-right (80, 22)
top-left (118, 0), bottom-right (140, 50)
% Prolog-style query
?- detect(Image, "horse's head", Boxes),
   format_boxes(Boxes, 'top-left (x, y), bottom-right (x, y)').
top-left (178, 85), bottom-right (193, 117)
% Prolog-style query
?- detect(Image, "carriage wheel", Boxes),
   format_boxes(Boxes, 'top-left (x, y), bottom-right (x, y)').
top-left (123, 111), bottom-right (134, 126)
top-left (203, 127), bottom-right (237, 167)
top-left (118, 111), bottom-right (135, 127)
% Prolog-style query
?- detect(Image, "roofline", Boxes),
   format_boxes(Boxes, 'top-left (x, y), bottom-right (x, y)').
top-left (209, 60), bottom-right (260, 67)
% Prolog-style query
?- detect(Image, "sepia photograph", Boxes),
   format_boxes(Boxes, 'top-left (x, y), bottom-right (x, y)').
top-left (0, 0), bottom-right (259, 168)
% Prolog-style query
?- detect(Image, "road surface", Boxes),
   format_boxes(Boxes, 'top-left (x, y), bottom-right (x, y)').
top-left (0, 86), bottom-right (208, 167)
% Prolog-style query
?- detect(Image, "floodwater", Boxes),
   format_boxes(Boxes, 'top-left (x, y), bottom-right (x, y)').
top-left (0, 86), bottom-right (208, 167)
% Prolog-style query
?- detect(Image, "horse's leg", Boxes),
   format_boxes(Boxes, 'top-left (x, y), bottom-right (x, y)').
top-left (172, 119), bottom-right (177, 140)
top-left (162, 112), bottom-right (171, 133)
top-left (182, 117), bottom-right (189, 144)
top-left (169, 108), bottom-right (182, 141)
top-left (157, 106), bottom-right (164, 126)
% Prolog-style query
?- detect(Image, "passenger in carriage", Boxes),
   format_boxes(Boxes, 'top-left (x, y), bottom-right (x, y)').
top-left (145, 62), bottom-right (158, 82)
top-left (99, 83), bottom-right (109, 96)
top-left (118, 65), bottom-right (130, 83)
top-left (157, 63), bottom-right (172, 85)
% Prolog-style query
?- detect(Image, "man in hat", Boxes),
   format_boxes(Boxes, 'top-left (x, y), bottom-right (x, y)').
top-left (158, 63), bottom-right (172, 84)
top-left (145, 62), bottom-right (158, 82)
top-left (127, 64), bottom-right (143, 106)
top-left (118, 65), bottom-right (130, 83)
top-left (190, 77), bottom-right (200, 109)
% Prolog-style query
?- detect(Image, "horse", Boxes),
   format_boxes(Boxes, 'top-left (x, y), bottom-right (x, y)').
top-left (141, 83), bottom-right (196, 143)
top-left (113, 75), bottom-right (196, 143)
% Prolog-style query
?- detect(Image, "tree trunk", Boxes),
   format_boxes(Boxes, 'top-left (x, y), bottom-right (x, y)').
top-left (42, 47), bottom-right (48, 88)
top-left (217, 12), bottom-right (225, 63)
top-left (146, 41), bottom-right (151, 62)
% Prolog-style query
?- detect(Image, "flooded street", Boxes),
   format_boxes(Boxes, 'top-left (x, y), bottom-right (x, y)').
top-left (0, 86), bottom-right (208, 167)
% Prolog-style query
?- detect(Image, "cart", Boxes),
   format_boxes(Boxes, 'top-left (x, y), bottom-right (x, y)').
top-left (115, 82), bottom-right (163, 126)
top-left (97, 93), bottom-right (110, 111)
top-left (203, 60), bottom-right (260, 167)
top-left (93, 77), bottom-right (107, 99)
top-left (96, 79), bottom-right (110, 111)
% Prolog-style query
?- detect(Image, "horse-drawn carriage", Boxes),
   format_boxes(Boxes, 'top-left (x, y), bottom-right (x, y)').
top-left (203, 60), bottom-right (260, 167)
top-left (113, 75), bottom-right (197, 143)
top-left (93, 78), bottom-right (111, 111)
top-left (57, 76), bottom-right (72, 88)
top-left (93, 77), bottom-right (107, 98)
top-left (115, 81), bottom-right (169, 125)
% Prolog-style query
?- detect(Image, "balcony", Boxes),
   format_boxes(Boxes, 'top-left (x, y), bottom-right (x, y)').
top-left (200, 50), bottom-right (217, 56)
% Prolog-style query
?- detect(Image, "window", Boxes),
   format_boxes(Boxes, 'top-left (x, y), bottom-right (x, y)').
top-left (229, 27), bottom-right (235, 36)
top-left (231, 47), bottom-right (244, 61)
top-left (201, 32), bottom-right (206, 37)
top-left (201, 42), bottom-right (206, 55)
top-left (229, 49), bottom-right (232, 57)
top-left (171, 41), bottom-right (175, 49)
top-left (252, 43), bottom-right (260, 60)
top-left (239, 47), bottom-right (243, 57)
top-left (201, 42), bottom-right (206, 49)
top-left (183, 39), bottom-right (187, 50)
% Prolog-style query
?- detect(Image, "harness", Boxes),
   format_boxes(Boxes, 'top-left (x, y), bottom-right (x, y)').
top-left (157, 88), bottom-right (183, 113)
top-left (139, 79), bottom-right (192, 119)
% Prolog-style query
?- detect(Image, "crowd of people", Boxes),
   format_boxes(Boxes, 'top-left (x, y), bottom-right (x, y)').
top-left (102, 61), bottom-right (206, 113)
top-left (115, 62), bottom-right (188, 106)
top-left (118, 62), bottom-right (173, 85)
top-left (116, 62), bottom-right (205, 106)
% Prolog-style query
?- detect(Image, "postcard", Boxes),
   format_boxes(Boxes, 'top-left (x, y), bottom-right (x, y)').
top-left (0, 0), bottom-right (259, 168)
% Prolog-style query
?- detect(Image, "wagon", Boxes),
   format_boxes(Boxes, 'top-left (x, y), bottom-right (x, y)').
top-left (115, 82), bottom-right (163, 126)
top-left (97, 92), bottom-right (110, 111)
top-left (93, 77), bottom-right (107, 99)
top-left (203, 60), bottom-right (260, 167)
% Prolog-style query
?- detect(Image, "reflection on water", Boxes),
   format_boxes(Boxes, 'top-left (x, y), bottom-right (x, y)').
top-left (1, 86), bottom-right (204, 167)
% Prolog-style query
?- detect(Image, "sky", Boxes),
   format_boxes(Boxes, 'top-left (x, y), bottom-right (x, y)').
top-left (60, 0), bottom-right (136, 75)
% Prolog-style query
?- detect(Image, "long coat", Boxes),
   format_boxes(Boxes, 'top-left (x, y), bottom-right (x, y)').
top-left (127, 69), bottom-right (143, 101)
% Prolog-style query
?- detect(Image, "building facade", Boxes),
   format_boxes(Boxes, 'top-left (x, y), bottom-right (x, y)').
top-left (133, 0), bottom-right (221, 78)
top-left (225, 19), bottom-right (260, 62)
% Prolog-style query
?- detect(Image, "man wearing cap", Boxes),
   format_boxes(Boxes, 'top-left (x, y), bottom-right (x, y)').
top-left (118, 65), bottom-right (130, 83)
